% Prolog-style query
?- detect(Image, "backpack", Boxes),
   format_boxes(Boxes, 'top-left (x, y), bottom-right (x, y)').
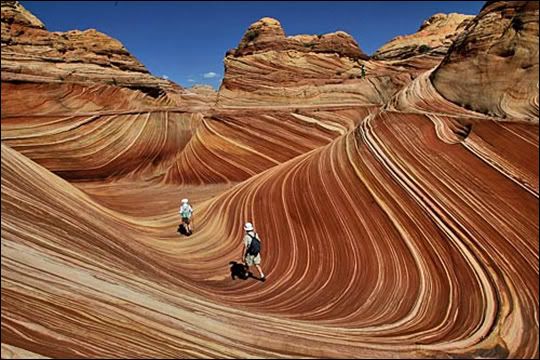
top-left (246, 233), bottom-right (261, 256)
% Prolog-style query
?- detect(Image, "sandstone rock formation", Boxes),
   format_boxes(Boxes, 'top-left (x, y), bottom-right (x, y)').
top-left (1, 1), bottom-right (538, 358)
top-left (188, 84), bottom-right (218, 99)
top-left (0, 78), bottom-right (375, 182)
top-left (162, 106), bottom-right (377, 183)
top-left (372, 13), bottom-right (474, 60)
top-left (1, 0), bottom-right (44, 28)
top-left (0, 81), bottom-right (204, 181)
top-left (1, 344), bottom-right (49, 359)
top-left (431, 1), bottom-right (539, 121)
top-left (231, 17), bottom-right (368, 60)
top-left (1, 0), bottom-right (178, 97)
top-left (173, 84), bottom-right (218, 106)
top-left (218, 17), bottom-right (413, 107)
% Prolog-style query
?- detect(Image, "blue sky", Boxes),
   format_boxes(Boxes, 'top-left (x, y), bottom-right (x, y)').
top-left (22, 1), bottom-right (484, 89)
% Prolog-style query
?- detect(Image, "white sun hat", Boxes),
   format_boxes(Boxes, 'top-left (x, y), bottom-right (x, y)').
top-left (244, 222), bottom-right (254, 231)
top-left (181, 198), bottom-right (189, 204)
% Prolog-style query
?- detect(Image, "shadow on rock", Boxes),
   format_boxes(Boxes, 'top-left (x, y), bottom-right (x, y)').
top-left (177, 224), bottom-right (192, 236)
top-left (229, 261), bottom-right (252, 280)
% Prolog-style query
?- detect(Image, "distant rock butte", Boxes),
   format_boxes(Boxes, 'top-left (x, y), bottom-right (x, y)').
top-left (431, 1), bottom-right (539, 121)
top-left (372, 13), bottom-right (475, 60)
top-left (188, 84), bottom-right (217, 98)
top-left (1, 0), bottom-right (179, 97)
top-left (218, 17), bottom-right (416, 107)
top-left (230, 17), bottom-right (368, 60)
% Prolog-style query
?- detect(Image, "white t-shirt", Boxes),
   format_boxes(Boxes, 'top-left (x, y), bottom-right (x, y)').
top-left (179, 204), bottom-right (193, 218)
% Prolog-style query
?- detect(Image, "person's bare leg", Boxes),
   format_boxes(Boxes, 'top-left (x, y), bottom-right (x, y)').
top-left (255, 265), bottom-right (264, 279)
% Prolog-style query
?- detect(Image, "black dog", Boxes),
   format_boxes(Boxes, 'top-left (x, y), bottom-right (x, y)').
top-left (229, 261), bottom-right (251, 280)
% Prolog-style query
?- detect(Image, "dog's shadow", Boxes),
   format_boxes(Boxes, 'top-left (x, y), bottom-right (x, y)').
top-left (229, 261), bottom-right (253, 280)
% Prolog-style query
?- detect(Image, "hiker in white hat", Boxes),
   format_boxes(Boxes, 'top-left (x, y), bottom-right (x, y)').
top-left (178, 198), bottom-right (194, 234)
top-left (242, 222), bottom-right (265, 281)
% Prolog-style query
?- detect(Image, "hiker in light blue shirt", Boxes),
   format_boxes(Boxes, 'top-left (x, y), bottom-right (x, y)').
top-left (179, 198), bottom-right (194, 234)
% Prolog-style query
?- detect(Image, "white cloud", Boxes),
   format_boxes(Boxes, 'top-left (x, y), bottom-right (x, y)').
top-left (188, 79), bottom-right (195, 83)
top-left (162, 75), bottom-right (169, 80)
top-left (203, 72), bottom-right (217, 79)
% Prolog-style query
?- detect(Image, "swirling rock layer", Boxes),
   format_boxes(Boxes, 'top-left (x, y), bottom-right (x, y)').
top-left (1, 1), bottom-right (539, 358)
top-left (1, 81), bottom-right (376, 183)
top-left (431, 1), bottom-right (539, 121)
top-left (2, 100), bottom-right (538, 358)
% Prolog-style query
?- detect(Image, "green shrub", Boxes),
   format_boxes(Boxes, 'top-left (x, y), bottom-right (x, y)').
top-left (245, 30), bottom-right (260, 42)
top-left (512, 17), bottom-right (524, 31)
top-left (418, 44), bottom-right (432, 53)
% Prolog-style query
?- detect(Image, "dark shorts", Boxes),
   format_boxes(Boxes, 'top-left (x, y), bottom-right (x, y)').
top-left (182, 217), bottom-right (191, 224)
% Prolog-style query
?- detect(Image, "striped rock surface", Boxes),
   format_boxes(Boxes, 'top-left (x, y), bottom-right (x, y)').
top-left (2, 95), bottom-right (538, 358)
top-left (431, 1), bottom-right (539, 122)
top-left (1, 81), bottom-right (377, 183)
top-left (1, 0), bottom-right (539, 358)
